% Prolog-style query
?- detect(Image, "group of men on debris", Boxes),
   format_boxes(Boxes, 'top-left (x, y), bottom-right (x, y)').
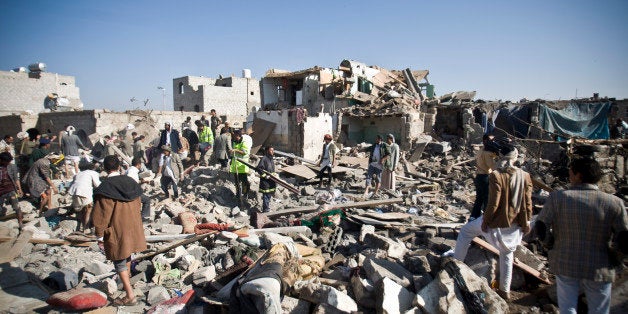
top-left (1, 110), bottom-right (628, 311)
top-left (454, 133), bottom-right (628, 313)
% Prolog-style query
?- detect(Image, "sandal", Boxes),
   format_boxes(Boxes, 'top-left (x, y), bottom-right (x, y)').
top-left (112, 296), bottom-right (138, 306)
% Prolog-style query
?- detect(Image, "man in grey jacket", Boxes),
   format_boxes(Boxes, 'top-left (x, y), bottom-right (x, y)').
top-left (61, 126), bottom-right (88, 178)
top-left (212, 128), bottom-right (232, 168)
top-left (157, 145), bottom-right (184, 200)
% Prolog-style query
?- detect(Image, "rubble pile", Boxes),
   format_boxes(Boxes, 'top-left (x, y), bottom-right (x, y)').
top-left (0, 128), bottom-right (626, 313)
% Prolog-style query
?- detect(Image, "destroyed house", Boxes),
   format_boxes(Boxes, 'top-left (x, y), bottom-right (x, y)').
top-left (261, 60), bottom-right (433, 150)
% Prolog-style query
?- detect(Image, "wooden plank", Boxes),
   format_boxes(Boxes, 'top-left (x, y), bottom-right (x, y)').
top-left (337, 156), bottom-right (368, 169)
top-left (472, 237), bottom-right (551, 285)
top-left (279, 164), bottom-right (318, 180)
top-left (348, 215), bottom-right (406, 226)
top-left (250, 118), bottom-right (276, 156)
top-left (0, 231), bottom-right (32, 263)
top-left (362, 212), bottom-right (413, 221)
top-left (267, 198), bottom-right (403, 218)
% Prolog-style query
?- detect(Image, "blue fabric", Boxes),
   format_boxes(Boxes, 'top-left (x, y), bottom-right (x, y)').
top-left (494, 105), bottom-right (531, 138)
top-left (539, 102), bottom-right (611, 140)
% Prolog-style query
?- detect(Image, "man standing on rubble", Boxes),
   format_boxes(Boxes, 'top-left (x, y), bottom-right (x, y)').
top-left (61, 126), bottom-right (89, 179)
top-left (68, 160), bottom-right (100, 233)
top-left (229, 130), bottom-right (250, 205)
top-left (257, 145), bottom-right (276, 213)
top-left (210, 109), bottom-right (221, 139)
top-left (213, 128), bottom-right (232, 168)
top-left (315, 134), bottom-right (338, 188)
top-left (196, 120), bottom-right (214, 166)
top-left (381, 134), bottom-right (399, 191)
top-left (469, 133), bottom-right (499, 220)
top-left (535, 158), bottom-right (628, 313)
top-left (0, 152), bottom-right (24, 231)
top-left (92, 155), bottom-right (145, 306)
top-left (157, 145), bottom-right (184, 200)
top-left (452, 144), bottom-right (532, 300)
top-left (363, 135), bottom-right (390, 198)
top-left (158, 122), bottom-right (182, 154)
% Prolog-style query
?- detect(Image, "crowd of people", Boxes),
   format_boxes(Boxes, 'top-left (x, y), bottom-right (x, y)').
top-left (1, 113), bottom-right (627, 311)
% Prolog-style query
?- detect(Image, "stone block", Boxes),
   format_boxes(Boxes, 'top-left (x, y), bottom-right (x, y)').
top-left (405, 256), bottom-right (431, 274)
top-left (160, 224), bottom-right (183, 234)
top-left (464, 245), bottom-right (497, 284)
top-left (359, 224), bottom-right (375, 242)
top-left (147, 286), bottom-right (170, 305)
top-left (297, 282), bottom-right (357, 313)
top-left (377, 277), bottom-right (414, 314)
top-left (302, 186), bottom-right (317, 196)
top-left (426, 236), bottom-right (456, 254)
top-left (84, 261), bottom-right (114, 276)
top-left (57, 220), bottom-right (78, 232)
top-left (363, 233), bottom-right (408, 260)
top-left (514, 244), bottom-right (545, 271)
top-left (363, 257), bottom-right (413, 290)
top-left (281, 296), bottom-right (311, 314)
top-left (415, 259), bottom-right (508, 314)
top-left (412, 273), bottom-right (433, 291)
top-left (193, 265), bottom-right (217, 286)
top-left (350, 275), bottom-right (376, 309)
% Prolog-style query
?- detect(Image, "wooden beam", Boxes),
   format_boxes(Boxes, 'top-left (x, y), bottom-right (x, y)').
top-left (472, 237), bottom-right (551, 285)
top-left (267, 198), bottom-right (404, 218)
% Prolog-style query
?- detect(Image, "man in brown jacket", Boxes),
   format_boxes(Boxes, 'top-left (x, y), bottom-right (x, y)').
top-left (453, 144), bottom-right (532, 300)
top-left (93, 155), bottom-right (146, 306)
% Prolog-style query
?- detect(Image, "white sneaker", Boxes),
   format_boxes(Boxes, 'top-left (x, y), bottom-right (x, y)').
top-left (441, 249), bottom-right (455, 257)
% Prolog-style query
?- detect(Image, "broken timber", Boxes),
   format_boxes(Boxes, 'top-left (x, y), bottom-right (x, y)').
top-left (274, 150), bottom-right (318, 165)
top-left (135, 232), bottom-right (214, 262)
top-left (266, 197), bottom-right (403, 218)
top-left (472, 237), bottom-right (551, 285)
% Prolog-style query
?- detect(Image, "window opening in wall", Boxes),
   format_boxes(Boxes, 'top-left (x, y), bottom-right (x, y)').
top-left (250, 91), bottom-right (254, 95)
top-left (179, 106), bottom-right (184, 112)
top-left (179, 82), bottom-right (184, 94)
top-left (194, 105), bottom-right (200, 112)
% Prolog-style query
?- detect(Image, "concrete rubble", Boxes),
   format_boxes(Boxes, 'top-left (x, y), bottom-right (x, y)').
top-left (1, 63), bottom-right (627, 314)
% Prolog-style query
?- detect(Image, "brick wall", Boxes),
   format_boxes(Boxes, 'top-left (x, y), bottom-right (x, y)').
top-left (173, 76), bottom-right (260, 115)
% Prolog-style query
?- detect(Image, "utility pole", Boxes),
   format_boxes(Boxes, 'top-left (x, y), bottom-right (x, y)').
top-left (157, 86), bottom-right (166, 111)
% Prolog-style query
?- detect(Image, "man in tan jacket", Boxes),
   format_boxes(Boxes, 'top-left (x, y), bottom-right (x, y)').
top-left (453, 144), bottom-right (532, 300)
top-left (93, 155), bottom-right (146, 306)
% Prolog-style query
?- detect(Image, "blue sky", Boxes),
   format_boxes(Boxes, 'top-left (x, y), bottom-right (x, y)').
top-left (1, 0), bottom-right (627, 111)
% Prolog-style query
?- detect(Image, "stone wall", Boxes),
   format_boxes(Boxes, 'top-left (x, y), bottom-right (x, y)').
top-left (251, 109), bottom-right (332, 160)
top-left (173, 76), bottom-right (260, 116)
top-left (0, 70), bottom-right (82, 116)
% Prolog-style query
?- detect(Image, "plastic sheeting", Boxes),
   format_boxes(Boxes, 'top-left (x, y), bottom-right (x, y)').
top-left (539, 102), bottom-right (611, 140)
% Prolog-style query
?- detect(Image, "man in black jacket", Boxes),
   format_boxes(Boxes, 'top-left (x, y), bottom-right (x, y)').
top-left (257, 146), bottom-right (276, 213)
top-left (158, 122), bottom-right (182, 154)
top-left (363, 135), bottom-right (390, 198)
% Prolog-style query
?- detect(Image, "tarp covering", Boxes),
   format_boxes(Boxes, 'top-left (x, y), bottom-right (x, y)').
top-left (539, 102), bottom-right (611, 140)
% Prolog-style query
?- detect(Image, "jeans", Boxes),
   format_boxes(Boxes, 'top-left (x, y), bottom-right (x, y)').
top-left (160, 176), bottom-right (178, 198)
top-left (556, 275), bottom-right (611, 314)
top-left (366, 165), bottom-right (383, 186)
top-left (453, 216), bottom-right (517, 292)
top-left (317, 165), bottom-right (332, 185)
top-left (470, 174), bottom-right (489, 218)
top-left (262, 193), bottom-right (272, 212)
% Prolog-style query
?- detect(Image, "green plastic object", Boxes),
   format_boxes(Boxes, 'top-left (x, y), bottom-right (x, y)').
top-left (426, 84), bottom-right (435, 98)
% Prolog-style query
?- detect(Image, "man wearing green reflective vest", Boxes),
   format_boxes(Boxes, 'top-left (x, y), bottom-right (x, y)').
top-left (256, 145), bottom-right (276, 213)
top-left (196, 120), bottom-right (214, 166)
top-left (229, 130), bottom-right (250, 205)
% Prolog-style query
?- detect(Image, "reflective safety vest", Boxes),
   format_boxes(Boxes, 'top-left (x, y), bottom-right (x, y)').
top-left (230, 141), bottom-right (250, 174)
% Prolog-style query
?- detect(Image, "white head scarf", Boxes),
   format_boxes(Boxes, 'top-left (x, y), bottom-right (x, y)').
top-left (497, 147), bottom-right (525, 213)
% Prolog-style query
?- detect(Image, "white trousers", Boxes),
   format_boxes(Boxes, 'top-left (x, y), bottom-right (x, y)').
top-left (454, 216), bottom-right (522, 292)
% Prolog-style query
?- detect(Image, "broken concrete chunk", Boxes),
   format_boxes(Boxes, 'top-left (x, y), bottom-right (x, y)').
top-left (415, 259), bottom-right (508, 314)
top-left (406, 255), bottom-right (431, 274)
top-left (281, 295), bottom-right (312, 314)
top-left (377, 277), bottom-right (415, 314)
top-left (350, 275), bottom-right (376, 309)
top-left (363, 257), bottom-right (413, 290)
top-left (84, 261), bottom-right (114, 276)
top-left (359, 224), bottom-right (375, 242)
top-left (160, 224), bottom-right (183, 234)
top-left (147, 285), bottom-right (171, 305)
top-left (192, 265), bottom-right (217, 286)
top-left (363, 233), bottom-right (408, 260)
top-left (297, 282), bottom-right (358, 313)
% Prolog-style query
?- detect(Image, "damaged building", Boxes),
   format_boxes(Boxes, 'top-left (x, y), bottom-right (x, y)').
top-left (1, 59), bottom-right (627, 313)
